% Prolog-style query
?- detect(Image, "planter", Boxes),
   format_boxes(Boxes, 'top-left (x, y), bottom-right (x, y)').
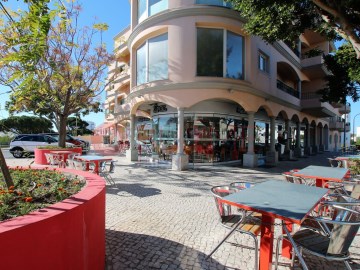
top-left (34, 147), bottom-right (82, 165)
top-left (0, 168), bottom-right (106, 270)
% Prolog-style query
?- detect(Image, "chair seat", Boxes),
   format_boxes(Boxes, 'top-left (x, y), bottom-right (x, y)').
top-left (222, 212), bottom-right (261, 235)
top-left (288, 229), bottom-right (351, 259)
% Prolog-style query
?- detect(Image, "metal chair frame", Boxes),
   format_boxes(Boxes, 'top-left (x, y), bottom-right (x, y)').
top-left (206, 184), bottom-right (260, 270)
top-left (275, 198), bottom-right (360, 270)
top-left (99, 161), bottom-right (116, 185)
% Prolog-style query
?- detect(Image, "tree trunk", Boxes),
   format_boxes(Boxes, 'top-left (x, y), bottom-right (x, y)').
top-left (58, 115), bottom-right (68, 148)
top-left (0, 149), bottom-right (14, 188)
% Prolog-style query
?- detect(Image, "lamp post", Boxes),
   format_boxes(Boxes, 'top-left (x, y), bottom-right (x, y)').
top-left (353, 112), bottom-right (360, 145)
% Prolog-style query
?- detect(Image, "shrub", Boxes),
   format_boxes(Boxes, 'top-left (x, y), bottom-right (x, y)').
top-left (0, 167), bottom-right (85, 221)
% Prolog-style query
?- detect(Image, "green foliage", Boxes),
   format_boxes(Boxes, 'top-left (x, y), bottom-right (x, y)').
top-left (67, 116), bottom-right (93, 135)
top-left (0, 115), bottom-right (53, 134)
top-left (0, 1), bottom-right (114, 148)
top-left (0, 135), bottom-right (12, 146)
top-left (228, 0), bottom-right (360, 102)
top-left (349, 159), bottom-right (360, 176)
top-left (317, 43), bottom-right (360, 103)
top-left (0, 168), bottom-right (85, 221)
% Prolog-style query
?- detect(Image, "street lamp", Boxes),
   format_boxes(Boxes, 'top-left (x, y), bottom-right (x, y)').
top-left (353, 112), bottom-right (360, 145)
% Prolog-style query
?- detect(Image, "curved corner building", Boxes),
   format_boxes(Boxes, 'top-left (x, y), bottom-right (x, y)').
top-left (104, 0), bottom-right (349, 170)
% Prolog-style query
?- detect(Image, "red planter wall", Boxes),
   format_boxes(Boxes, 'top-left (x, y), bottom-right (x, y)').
top-left (34, 147), bottom-right (82, 165)
top-left (0, 168), bottom-right (106, 270)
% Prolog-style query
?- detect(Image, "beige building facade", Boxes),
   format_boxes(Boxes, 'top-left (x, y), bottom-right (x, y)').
top-left (103, 0), bottom-right (349, 170)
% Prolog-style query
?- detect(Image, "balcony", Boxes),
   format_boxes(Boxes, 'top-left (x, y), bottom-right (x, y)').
top-left (329, 117), bottom-right (345, 131)
top-left (301, 92), bottom-right (336, 117)
top-left (301, 55), bottom-right (328, 79)
top-left (277, 80), bottom-right (300, 98)
top-left (114, 103), bottom-right (131, 116)
top-left (338, 102), bottom-right (351, 114)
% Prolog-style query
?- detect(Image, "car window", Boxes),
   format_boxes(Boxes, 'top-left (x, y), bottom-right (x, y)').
top-left (34, 135), bottom-right (46, 142)
top-left (45, 136), bottom-right (57, 143)
top-left (20, 136), bottom-right (34, 141)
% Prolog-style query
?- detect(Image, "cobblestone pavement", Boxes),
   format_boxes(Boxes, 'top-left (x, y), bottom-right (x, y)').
top-left (4, 150), bottom-right (360, 270)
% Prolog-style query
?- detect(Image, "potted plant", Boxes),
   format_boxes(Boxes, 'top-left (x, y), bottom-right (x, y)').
top-left (0, 165), bottom-right (106, 270)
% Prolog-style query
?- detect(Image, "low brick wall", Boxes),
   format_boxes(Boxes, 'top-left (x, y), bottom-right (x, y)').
top-left (0, 168), bottom-right (106, 270)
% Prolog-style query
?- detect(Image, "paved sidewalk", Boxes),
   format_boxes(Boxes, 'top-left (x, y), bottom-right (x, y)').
top-left (4, 150), bottom-right (360, 269)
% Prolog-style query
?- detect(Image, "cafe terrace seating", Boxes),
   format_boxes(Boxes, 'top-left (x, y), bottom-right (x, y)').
top-left (99, 161), bottom-right (116, 185)
top-left (206, 184), bottom-right (261, 270)
top-left (275, 196), bottom-right (360, 270)
top-left (44, 153), bottom-right (66, 168)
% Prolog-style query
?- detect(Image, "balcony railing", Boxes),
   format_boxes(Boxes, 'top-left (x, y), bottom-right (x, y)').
top-left (277, 80), bottom-right (300, 98)
top-left (301, 92), bottom-right (322, 100)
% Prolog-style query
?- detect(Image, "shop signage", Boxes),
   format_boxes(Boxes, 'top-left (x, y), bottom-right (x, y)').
top-left (153, 104), bottom-right (167, 113)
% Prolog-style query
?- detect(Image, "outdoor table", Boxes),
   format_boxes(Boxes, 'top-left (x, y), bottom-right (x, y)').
top-left (222, 180), bottom-right (328, 270)
top-left (74, 155), bottom-right (112, 174)
top-left (292, 165), bottom-right (349, 187)
top-left (49, 150), bottom-right (74, 164)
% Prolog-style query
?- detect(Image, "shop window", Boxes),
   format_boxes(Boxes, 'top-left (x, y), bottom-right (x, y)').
top-left (196, 0), bottom-right (232, 7)
top-left (138, 0), bottom-right (168, 23)
top-left (136, 33), bottom-right (168, 85)
top-left (258, 51), bottom-right (269, 73)
top-left (197, 28), bottom-right (244, 79)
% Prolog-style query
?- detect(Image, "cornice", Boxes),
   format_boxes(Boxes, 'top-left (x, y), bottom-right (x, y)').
top-left (272, 42), bottom-right (301, 69)
top-left (128, 6), bottom-right (245, 48)
top-left (126, 81), bottom-right (301, 111)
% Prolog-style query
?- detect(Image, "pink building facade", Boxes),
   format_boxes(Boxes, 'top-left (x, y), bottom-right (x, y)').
top-left (104, 0), bottom-right (348, 170)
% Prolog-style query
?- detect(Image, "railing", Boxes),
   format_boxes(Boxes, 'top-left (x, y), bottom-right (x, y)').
top-left (301, 92), bottom-right (321, 100)
top-left (277, 80), bottom-right (300, 98)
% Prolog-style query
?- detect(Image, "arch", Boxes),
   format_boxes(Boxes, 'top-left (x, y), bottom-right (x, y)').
top-left (277, 61), bottom-right (302, 81)
top-left (276, 110), bottom-right (289, 120)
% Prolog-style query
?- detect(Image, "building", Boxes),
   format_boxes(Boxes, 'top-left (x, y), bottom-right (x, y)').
top-left (104, 0), bottom-right (350, 170)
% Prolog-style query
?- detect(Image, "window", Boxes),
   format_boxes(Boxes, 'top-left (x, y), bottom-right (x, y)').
top-left (197, 28), bottom-right (244, 79)
top-left (136, 33), bottom-right (168, 85)
top-left (196, 0), bottom-right (232, 7)
top-left (138, 0), bottom-right (168, 23)
top-left (258, 51), bottom-right (269, 73)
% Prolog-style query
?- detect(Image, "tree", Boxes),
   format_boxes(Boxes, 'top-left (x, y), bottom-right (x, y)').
top-left (67, 116), bottom-right (93, 135)
top-left (0, 0), bottom-right (114, 148)
top-left (228, 0), bottom-right (360, 102)
top-left (0, 115), bottom-right (53, 134)
top-left (228, 0), bottom-right (360, 58)
top-left (0, 0), bottom-right (52, 188)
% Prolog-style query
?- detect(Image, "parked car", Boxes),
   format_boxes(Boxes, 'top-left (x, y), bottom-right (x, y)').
top-left (40, 133), bottom-right (90, 153)
top-left (9, 134), bottom-right (74, 158)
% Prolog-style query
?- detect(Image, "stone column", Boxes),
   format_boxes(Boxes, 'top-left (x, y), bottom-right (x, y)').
top-left (172, 108), bottom-right (188, 171)
top-left (126, 114), bottom-right (138, 161)
top-left (313, 125), bottom-right (318, 154)
top-left (283, 120), bottom-right (293, 160)
top-left (266, 116), bottom-right (278, 166)
top-left (319, 126), bottom-right (324, 152)
top-left (304, 123), bottom-right (312, 156)
top-left (243, 112), bottom-right (258, 167)
top-left (294, 122), bottom-right (302, 157)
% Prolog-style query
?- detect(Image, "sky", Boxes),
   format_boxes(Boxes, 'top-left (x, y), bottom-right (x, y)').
top-left (0, 1), bottom-right (359, 133)
top-left (0, 0), bottom-right (131, 128)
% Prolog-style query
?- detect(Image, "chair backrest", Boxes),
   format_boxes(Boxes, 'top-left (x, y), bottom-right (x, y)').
top-left (328, 158), bottom-right (341, 168)
top-left (282, 174), bottom-right (304, 184)
top-left (327, 199), bottom-right (360, 255)
top-left (44, 153), bottom-right (52, 164)
top-left (73, 160), bottom-right (85, 171)
top-left (211, 185), bottom-right (235, 218)
top-left (68, 153), bottom-right (80, 160)
top-left (230, 181), bottom-right (255, 191)
top-left (109, 161), bottom-right (116, 173)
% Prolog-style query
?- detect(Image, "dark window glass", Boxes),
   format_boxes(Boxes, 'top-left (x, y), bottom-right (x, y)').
top-left (226, 31), bottom-right (243, 79)
top-left (197, 28), bottom-right (223, 77)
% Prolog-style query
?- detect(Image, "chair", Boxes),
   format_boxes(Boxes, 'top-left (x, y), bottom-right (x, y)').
top-left (99, 161), bottom-right (116, 185)
top-left (275, 197), bottom-right (360, 270)
top-left (72, 159), bottom-right (86, 171)
top-left (206, 184), bottom-right (261, 270)
top-left (45, 153), bottom-right (66, 168)
top-left (282, 174), bottom-right (315, 186)
top-left (328, 158), bottom-right (342, 168)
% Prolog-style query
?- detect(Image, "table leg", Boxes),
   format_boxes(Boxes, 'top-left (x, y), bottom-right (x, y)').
top-left (281, 221), bottom-right (292, 259)
top-left (260, 215), bottom-right (274, 270)
top-left (316, 178), bottom-right (323, 187)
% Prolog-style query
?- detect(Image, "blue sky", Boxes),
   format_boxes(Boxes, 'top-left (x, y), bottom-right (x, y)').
top-left (0, 1), bottom-right (359, 132)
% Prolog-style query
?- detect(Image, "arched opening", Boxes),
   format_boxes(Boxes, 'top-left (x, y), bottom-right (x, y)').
top-left (277, 62), bottom-right (300, 98)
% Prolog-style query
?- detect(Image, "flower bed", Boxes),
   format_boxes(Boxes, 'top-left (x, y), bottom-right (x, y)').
top-left (34, 147), bottom-right (82, 165)
top-left (0, 167), bottom-right (106, 270)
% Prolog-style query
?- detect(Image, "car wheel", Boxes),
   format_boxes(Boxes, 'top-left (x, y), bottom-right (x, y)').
top-left (12, 148), bottom-right (24, 158)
